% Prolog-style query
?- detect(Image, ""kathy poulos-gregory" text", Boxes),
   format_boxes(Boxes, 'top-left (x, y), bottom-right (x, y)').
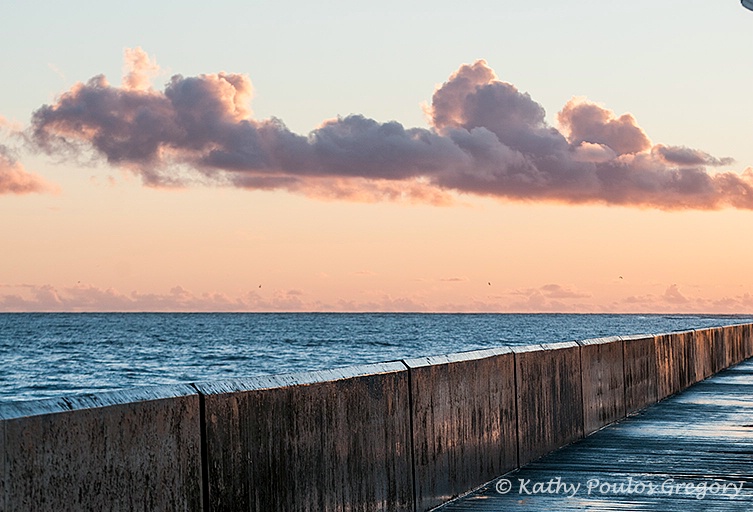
top-left (495, 476), bottom-right (745, 500)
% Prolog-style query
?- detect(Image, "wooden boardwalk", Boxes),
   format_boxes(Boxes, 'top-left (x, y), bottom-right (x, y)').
top-left (436, 358), bottom-right (753, 511)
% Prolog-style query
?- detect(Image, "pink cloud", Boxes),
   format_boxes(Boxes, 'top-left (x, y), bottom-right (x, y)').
top-left (540, 283), bottom-right (591, 299)
top-left (28, 51), bottom-right (752, 210)
top-left (0, 144), bottom-right (57, 195)
top-left (557, 98), bottom-right (651, 155)
top-left (2, 282), bottom-right (753, 313)
top-left (122, 47), bottom-right (160, 92)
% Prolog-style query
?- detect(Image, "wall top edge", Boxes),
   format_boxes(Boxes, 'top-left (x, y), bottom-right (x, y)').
top-left (654, 329), bottom-right (697, 338)
top-left (404, 346), bottom-right (513, 368)
top-left (194, 360), bottom-right (407, 395)
top-left (539, 340), bottom-right (581, 351)
top-left (577, 336), bottom-right (622, 346)
top-left (0, 383), bottom-right (198, 421)
top-left (619, 333), bottom-right (655, 341)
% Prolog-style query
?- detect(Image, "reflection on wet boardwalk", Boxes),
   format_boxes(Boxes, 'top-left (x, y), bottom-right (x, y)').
top-left (437, 359), bottom-right (753, 511)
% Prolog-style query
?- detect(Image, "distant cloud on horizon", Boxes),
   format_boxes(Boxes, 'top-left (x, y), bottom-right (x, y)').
top-left (2, 282), bottom-right (752, 314)
top-left (27, 48), bottom-right (753, 210)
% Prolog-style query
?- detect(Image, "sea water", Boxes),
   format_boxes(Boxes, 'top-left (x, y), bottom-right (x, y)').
top-left (1, 312), bottom-right (751, 402)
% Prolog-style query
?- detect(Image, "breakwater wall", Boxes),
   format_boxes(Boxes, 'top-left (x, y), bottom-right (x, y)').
top-left (2, 323), bottom-right (752, 511)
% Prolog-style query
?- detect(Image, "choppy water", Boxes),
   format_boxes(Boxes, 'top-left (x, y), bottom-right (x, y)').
top-left (1, 313), bottom-right (752, 403)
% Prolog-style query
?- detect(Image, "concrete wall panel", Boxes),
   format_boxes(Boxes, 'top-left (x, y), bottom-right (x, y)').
top-left (711, 327), bottom-right (728, 374)
top-left (691, 328), bottom-right (714, 383)
top-left (514, 342), bottom-right (583, 466)
top-left (578, 337), bottom-right (625, 435)
top-left (679, 330), bottom-right (697, 390)
top-left (655, 332), bottom-right (687, 400)
top-left (0, 385), bottom-right (202, 512)
top-left (196, 363), bottom-right (413, 512)
top-left (621, 335), bottom-right (658, 414)
top-left (745, 324), bottom-right (753, 360)
top-left (729, 324), bottom-right (746, 365)
top-left (405, 348), bottom-right (517, 511)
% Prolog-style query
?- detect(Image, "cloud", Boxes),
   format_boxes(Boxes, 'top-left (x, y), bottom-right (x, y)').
top-left (0, 283), bottom-right (294, 312)
top-left (0, 143), bottom-right (57, 195)
top-left (652, 144), bottom-right (735, 167)
top-left (539, 283), bottom-right (591, 299)
top-left (505, 283), bottom-right (592, 312)
top-left (122, 47), bottom-right (160, 91)
top-left (3, 282), bottom-right (753, 313)
top-left (662, 283), bottom-right (690, 304)
top-left (29, 51), bottom-right (753, 210)
top-left (557, 98), bottom-right (650, 155)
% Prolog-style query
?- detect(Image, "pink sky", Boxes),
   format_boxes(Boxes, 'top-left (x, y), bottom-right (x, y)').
top-left (2, 42), bottom-right (753, 313)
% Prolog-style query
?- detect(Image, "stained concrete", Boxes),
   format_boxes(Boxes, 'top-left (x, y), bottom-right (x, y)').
top-left (0, 385), bottom-right (202, 512)
top-left (436, 359), bottom-right (753, 511)
top-left (621, 334), bottom-right (658, 414)
top-left (655, 331), bottom-right (689, 400)
top-left (513, 342), bottom-right (583, 467)
top-left (711, 327), bottom-right (729, 374)
top-left (726, 324), bottom-right (746, 367)
top-left (405, 347), bottom-right (517, 511)
top-left (195, 362), bottom-right (413, 512)
top-left (578, 337), bottom-right (625, 435)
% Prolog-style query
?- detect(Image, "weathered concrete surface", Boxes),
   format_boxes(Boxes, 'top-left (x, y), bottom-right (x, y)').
top-left (741, 324), bottom-right (753, 359)
top-left (711, 327), bottom-right (729, 374)
top-left (725, 324), bottom-right (746, 367)
top-left (0, 385), bottom-right (202, 512)
top-left (655, 331), bottom-right (691, 400)
top-left (621, 334), bottom-right (658, 414)
top-left (691, 327), bottom-right (714, 383)
top-left (578, 337), bottom-right (625, 435)
top-left (513, 342), bottom-right (583, 467)
top-left (405, 348), bottom-right (517, 511)
top-left (437, 358), bottom-right (753, 512)
top-left (195, 362), bottom-right (413, 512)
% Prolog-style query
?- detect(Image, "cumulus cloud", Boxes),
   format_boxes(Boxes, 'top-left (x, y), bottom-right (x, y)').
top-left (122, 47), bottom-right (160, 91)
top-left (652, 144), bottom-right (735, 167)
top-left (28, 50), bottom-right (752, 209)
top-left (557, 98), bottom-right (650, 155)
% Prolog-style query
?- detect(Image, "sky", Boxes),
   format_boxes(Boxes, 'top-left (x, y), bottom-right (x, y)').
top-left (1, 0), bottom-right (753, 313)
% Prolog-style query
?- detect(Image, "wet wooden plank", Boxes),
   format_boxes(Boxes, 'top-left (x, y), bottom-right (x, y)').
top-left (436, 359), bottom-right (753, 511)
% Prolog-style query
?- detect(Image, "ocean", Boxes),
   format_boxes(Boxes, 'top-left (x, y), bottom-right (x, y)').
top-left (2, 312), bottom-right (752, 403)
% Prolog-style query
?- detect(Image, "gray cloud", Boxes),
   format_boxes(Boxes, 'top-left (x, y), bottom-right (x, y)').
top-left (29, 49), bottom-right (751, 209)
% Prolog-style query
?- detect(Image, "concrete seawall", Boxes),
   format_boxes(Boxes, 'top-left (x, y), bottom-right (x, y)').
top-left (0, 385), bottom-right (202, 512)
top-left (194, 363), bottom-right (413, 512)
top-left (2, 323), bottom-right (752, 511)
top-left (404, 347), bottom-right (516, 511)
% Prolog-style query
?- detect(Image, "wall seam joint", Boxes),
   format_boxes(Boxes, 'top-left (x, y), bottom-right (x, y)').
top-left (190, 383), bottom-right (211, 512)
